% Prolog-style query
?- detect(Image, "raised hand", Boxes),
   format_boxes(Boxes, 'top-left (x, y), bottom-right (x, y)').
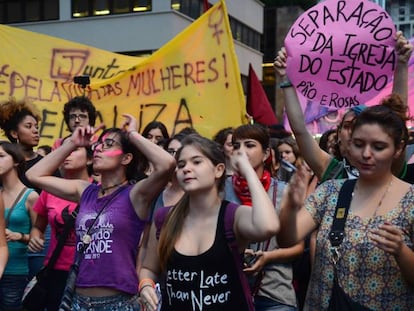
top-left (274, 47), bottom-right (288, 78)
top-left (395, 31), bottom-right (413, 64)
top-left (286, 164), bottom-right (308, 210)
top-left (121, 113), bottom-right (138, 133)
top-left (230, 149), bottom-right (253, 177)
top-left (68, 125), bottom-right (97, 147)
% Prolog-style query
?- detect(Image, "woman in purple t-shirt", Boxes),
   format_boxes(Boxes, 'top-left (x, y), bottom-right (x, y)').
top-left (26, 114), bottom-right (176, 310)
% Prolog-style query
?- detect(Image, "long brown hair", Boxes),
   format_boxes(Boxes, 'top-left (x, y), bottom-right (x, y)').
top-left (157, 134), bottom-right (225, 271)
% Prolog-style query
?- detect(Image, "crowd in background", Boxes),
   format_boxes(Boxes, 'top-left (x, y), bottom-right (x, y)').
top-left (0, 32), bottom-right (412, 311)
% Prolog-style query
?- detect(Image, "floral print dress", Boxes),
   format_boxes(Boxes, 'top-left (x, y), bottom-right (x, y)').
top-left (304, 179), bottom-right (414, 311)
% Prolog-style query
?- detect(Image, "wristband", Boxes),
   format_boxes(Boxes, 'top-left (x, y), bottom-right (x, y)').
top-left (19, 232), bottom-right (25, 242)
top-left (139, 278), bottom-right (155, 292)
top-left (139, 283), bottom-right (154, 294)
top-left (279, 80), bottom-right (293, 89)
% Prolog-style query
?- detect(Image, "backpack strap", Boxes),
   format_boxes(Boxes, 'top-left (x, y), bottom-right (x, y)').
top-left (5, 187), bottom-right (29, 227)
top-left (329, 179), bottom-right (357, 265)
top-left (155, 206), bottom-right (173, 240)
top-left (223, 200), bottom-right (255, 311)
top-left (46, 204), bottom-right (80, 271)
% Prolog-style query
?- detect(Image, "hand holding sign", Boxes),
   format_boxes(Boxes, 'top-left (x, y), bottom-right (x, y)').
top-left (285, 0), bottom-right (396, 107)
top-left (395, 31), bottom-right (413, 64)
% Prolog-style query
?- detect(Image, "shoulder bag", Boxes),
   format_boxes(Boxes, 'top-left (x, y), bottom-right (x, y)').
top-left (5, 187), bottom-right (28, 227)
top-left (224, 200), bottom-right (255, 311)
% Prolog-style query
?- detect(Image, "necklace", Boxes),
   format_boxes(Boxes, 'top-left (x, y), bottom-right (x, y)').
top-left (353, 176), bottom-right (393, 218)
top-left (373, 178), bottom-right (393, 217)
top-left (100, 180), bottom-right (127, 195)
top-left (82, 186), bottom-right (127, 246)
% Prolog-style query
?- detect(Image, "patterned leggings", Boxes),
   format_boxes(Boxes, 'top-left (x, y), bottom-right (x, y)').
top-left (72, 292), bottom-right (141, 311)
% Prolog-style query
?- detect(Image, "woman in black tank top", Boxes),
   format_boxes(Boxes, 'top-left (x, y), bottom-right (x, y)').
top-left (139, 134), bottom-right (280, 311)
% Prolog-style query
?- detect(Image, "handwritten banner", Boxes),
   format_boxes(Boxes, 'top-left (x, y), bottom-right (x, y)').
top-left (285, 0), bottom-right (396, 107)
top-left (0, 0), bottom-right (246, 147)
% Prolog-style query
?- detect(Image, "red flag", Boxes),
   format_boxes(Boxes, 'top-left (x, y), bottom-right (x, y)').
top-left (247, 64), bottom-right (278, 126)
top-left (203, 0), bottom-right (210, 12)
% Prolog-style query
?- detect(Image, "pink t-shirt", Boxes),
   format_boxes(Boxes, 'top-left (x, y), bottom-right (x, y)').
top-left (33, 191), bottom-right (78, 271)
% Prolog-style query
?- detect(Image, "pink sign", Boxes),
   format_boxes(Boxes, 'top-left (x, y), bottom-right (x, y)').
top-left (285, 0), bottom-right (396, 107)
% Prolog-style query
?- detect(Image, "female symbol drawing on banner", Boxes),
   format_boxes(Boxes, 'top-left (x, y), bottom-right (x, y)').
top-left (285, 0), bottom-right (396, 107)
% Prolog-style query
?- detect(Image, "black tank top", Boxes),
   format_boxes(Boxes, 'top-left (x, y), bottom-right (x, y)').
top-left (161, 201), bottom-right (250, 311)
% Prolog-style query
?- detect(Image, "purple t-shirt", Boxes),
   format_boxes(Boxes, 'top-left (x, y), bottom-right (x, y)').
top-left (75, 184), bottom-right (145, 294)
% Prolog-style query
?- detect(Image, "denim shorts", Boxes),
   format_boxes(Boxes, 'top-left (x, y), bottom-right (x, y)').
top-left (254, 295), bottom-right (297, 311)
top-left (0, 274), bottom-right (28, 310)
top-left (72, 292), bottom-right (141, 311)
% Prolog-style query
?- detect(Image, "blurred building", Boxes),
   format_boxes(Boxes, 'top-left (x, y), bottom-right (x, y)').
top-left (371, 0), bottom-right (413, 38)
top-left (1, 0), bottom-right (413, 122)
top-left (0, 0), bottom-right (264, 92)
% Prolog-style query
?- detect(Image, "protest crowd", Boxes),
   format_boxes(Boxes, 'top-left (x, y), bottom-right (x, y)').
top-left (0, 3), bottom-right (414, 311)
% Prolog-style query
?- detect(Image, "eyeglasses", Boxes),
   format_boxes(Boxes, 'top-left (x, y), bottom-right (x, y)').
top-left (91, 138), bottom-right (121, 151)
top-left (69, 113), bottom-right (88, 121)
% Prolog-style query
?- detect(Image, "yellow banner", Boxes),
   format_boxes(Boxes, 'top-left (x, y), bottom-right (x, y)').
top-left (0, 0), bottom-right (246, 146)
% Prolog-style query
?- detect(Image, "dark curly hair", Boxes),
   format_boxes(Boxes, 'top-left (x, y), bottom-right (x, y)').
top-left (0, 98), bottom-right (41, 143)
top-left (63, 96), bottom-right (97, 129)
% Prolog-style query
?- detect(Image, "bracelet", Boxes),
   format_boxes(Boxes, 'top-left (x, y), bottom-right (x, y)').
top-left (279, 80), bottom-right (293, 89)
top-left (19, 232), bottom-right (25, 242)
top-left (138, 278), bottom-right (155, 292)
top-left (139, 283), bottom-right (154, 294)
